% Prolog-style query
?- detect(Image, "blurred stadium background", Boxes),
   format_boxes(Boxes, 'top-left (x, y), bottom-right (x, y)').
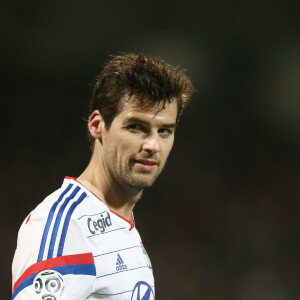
top-left (1, 1), bottom-right (299, 299)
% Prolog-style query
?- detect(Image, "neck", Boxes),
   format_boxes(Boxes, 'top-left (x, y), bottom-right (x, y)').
top-left (77, 147), bottom-right (143, 221)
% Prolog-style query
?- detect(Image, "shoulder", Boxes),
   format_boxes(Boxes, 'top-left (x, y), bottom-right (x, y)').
top-left (16, 179), bottom-right (96, 260)
top-left (13, 179), bottom-right (89, 262)
top-left (12, 178), bottom-right (97, 300)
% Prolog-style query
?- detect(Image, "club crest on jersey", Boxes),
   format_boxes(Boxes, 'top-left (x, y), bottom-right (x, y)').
top-left (131, 281), bottom-right (154, 300)
top-left (140, 242), bottom-right (152, 270)
top-left (87, 211), bottom-right (112, 234)
top-left (31, 270), bottom-right (65, 300)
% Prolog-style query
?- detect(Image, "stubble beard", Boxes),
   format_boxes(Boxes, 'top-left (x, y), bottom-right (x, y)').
top-left (111, 160), bottom-right (164, 190)
top-left (104, 152), bottom-right (165, 192)
top-left (124, 164), bottom-right (163, 189)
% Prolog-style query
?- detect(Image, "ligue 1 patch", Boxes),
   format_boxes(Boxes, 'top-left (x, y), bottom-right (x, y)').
top-left (140, 241), bottom-right (152, 270)
top-left (131, 281), bottom-right (154, 300)
top-left (31, 270), bottom-right (65, 300)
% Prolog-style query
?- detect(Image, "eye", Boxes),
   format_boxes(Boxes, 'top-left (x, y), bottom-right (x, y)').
top-left (127, 124), bottom-right (145, 132)
top-left (158, 128), bottom-right (172, 137)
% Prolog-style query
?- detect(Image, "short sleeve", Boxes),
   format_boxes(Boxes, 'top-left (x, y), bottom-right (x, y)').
top-left (12, 196), bottom-right (96, 300)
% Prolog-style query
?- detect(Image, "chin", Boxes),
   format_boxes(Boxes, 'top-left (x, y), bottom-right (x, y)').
top-left (127, 175), bottom-right (158, 189)
top-left (128, 180), bottom-right (155, 189)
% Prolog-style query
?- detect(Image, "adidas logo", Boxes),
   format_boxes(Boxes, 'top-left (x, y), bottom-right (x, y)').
top-left (116, 253), bottom-right (127, 271)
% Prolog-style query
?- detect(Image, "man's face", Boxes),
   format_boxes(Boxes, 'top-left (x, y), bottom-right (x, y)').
top-left (101, 100), bottom-right (178, 189)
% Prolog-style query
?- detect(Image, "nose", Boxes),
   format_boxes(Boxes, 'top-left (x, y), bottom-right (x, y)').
top-left (142, 133), bottom-right (160, 155)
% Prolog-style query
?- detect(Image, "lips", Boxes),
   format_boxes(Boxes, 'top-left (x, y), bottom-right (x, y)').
top-left (133, 159), bottom-right (158, 166)
top-left (133, 158), bottom-right (158, 171)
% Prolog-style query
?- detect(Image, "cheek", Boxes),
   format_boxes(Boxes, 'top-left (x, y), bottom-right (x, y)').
top-left (109, 134), bottom-right (139, 159)
top-left (162, 139), bottom-right (175, 160)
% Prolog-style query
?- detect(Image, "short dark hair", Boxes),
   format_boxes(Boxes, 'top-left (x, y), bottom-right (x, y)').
top-left (88, 53), bottom-right (194, 143)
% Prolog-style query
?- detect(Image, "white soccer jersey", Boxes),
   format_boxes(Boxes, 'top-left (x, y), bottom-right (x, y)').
top-left (12, 177), bottom-right (155, 300)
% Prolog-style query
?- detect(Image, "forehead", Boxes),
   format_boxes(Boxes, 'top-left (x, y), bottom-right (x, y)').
top-left (116, 99), bottom-right (178, 124)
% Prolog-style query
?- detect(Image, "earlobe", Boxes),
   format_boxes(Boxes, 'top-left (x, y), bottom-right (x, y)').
top-left (88, 110), bottom-right (104, 141)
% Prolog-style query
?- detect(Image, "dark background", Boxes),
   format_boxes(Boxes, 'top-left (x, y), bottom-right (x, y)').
top-left (1, 1), bottom-right (299, 299)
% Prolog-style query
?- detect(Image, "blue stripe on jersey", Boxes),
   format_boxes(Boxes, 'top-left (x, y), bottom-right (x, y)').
top-left (87, 227), bottom-right (126, 238)
top-left (92, 290), bottom-right (132, 296)
top-left (77, 210), bottom-right (110, 220)
top-left (96, 265), bottom-right (149, 279)
top-left (93, 245), bottom-right (141, 257)
top-left (11, 264), bottom-right (96, 300)
top-left (57, 192), bottom-right (87, 257)
top-left (37, 183), bottom-right (73, 262)
top-left (47, 186), bottom-right (81, 259)
top-left (92, 286), bottom-right (154, 297)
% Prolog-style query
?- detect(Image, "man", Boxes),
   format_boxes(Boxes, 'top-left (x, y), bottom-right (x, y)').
top-left (12, 53), bottom-right (194, 300)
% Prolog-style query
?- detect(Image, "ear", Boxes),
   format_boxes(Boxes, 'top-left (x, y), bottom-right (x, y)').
top-left (88, 110), bottom-right (105, 141)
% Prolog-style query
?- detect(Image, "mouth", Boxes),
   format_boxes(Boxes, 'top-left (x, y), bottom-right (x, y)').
top-left (133, 158), bottom-right (158, 171)
top-left (134, 159), bottom-right (158, 165)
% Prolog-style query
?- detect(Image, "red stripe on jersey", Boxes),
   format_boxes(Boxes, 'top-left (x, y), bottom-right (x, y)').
top-left (110, 210), bottom-right (136, 231)
top-left (25, 214), bottom-right (31, 224)
top-left (13, 252), bottom-right (94, 292)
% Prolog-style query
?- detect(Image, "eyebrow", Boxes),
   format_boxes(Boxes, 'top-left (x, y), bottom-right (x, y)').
top-left (123, 116), bottom-right (177, 129)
